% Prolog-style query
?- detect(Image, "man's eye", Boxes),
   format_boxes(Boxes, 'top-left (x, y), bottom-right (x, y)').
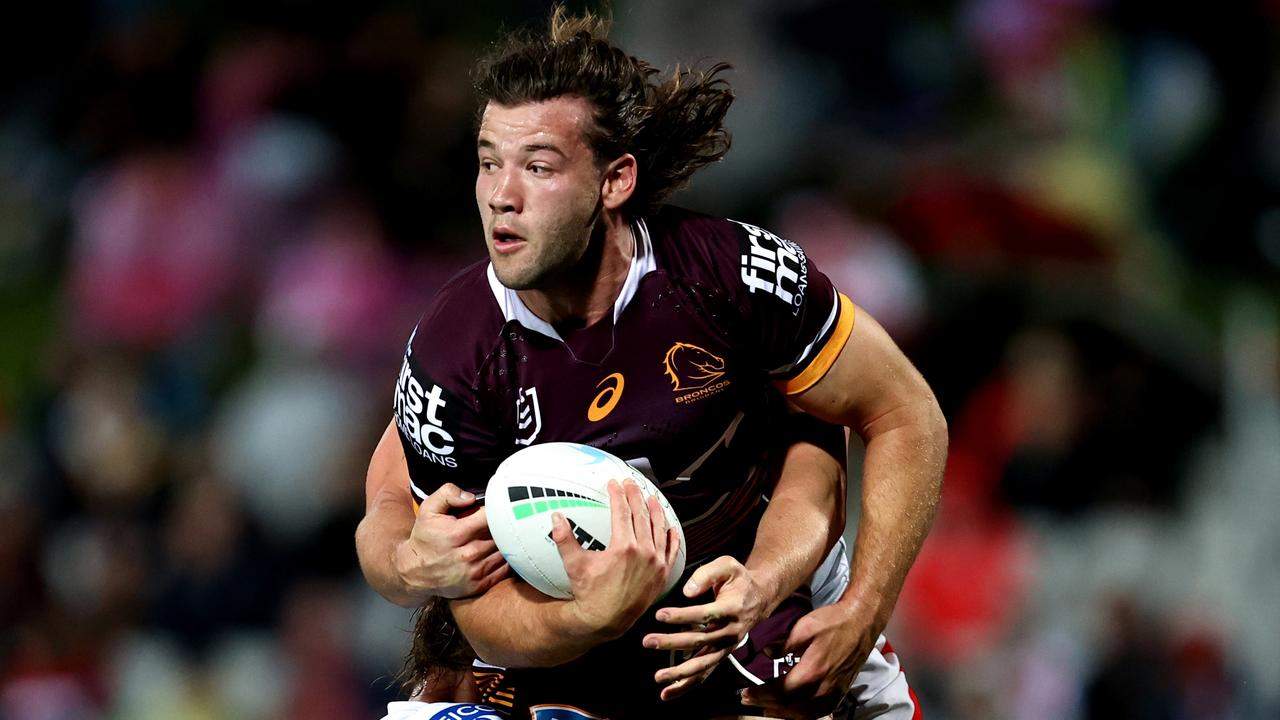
top-left (529, 165), bottom-right (551, 175)
top-left (479, 159), bottom-right (497, 171)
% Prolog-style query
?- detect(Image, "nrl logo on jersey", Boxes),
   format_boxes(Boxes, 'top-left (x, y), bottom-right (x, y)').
top-left (514, 386), bottom-right (542, 445)
top-left (734, 220), bottom-right (808, 316)
top-left (664, 342), bottom-right (731, 404)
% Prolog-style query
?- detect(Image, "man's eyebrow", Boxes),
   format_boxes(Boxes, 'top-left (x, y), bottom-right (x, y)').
top-left (476, 138), bottom-right (567, 158)
top-left (523, 143), bottom-right (566, 157)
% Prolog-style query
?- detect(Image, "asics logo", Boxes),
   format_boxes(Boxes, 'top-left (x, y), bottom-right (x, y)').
top-left (587, 373), bottom-right (624, 422)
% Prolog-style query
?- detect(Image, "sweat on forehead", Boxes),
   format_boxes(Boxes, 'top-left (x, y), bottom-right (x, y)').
top-left (477, 98), bottom-right (599, 158)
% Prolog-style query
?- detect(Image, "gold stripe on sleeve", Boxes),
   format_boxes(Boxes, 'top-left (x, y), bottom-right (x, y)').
top-left (777, 293), bottom-right (856, 396)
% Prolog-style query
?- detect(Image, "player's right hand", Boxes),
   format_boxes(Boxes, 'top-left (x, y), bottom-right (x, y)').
top-left (740, 600), bottom-right (877, 718)
top-left (392, 483), bottom-right (509, 601)
top-left (552, 479), bottom-right (681, 639)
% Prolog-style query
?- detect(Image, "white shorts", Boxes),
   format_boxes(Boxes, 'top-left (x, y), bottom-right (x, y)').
top-left (791, 537), bottom-right (921, 720)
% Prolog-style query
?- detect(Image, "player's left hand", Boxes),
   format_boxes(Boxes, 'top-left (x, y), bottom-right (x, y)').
top-left (739, 600), bottom-right (876, 719)
top-left (643, 556), bottom-right (770, 701)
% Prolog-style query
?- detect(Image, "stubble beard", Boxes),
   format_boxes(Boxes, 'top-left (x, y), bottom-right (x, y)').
top-left (488, 192), bottom-right (605, 292)
top-left (490, 220), bottom-right (600, 292)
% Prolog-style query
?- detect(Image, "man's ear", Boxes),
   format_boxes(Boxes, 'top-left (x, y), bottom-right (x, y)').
top-left (601, 154), bottom-right (637, 210)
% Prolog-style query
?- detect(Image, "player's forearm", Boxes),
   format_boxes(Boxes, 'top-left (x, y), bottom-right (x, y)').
top-left (356, 490), bottom-right (421, 607)
top-left (841, 397), bottom-right (946, 622)
top-left (745, 441), bottom-right (846, 615)
top-left (745, 495), bottom-right (833, 616)
top-left (449, 578), bottom-right (612, 667)
top-left (359, 420), bottom-right (428, 607)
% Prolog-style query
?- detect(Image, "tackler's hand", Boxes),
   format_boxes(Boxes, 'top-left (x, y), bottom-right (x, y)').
top-left (740, 601), bottom-right (875, 719)
top-left (644, 556), bottom-right (771, 701)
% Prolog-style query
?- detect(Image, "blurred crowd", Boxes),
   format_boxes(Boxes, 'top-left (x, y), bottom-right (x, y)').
top-left (1, 1), bottom-right (1276, 718)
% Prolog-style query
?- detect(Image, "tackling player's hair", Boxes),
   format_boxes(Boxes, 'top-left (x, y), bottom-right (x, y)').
top-left (473, 4), bottom-right (734, 215)
top-left (399, 597), bottom-right (475, 696)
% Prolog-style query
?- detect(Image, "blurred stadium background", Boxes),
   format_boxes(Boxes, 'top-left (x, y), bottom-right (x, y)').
top-left (1, 1), bottom-right (1278, 718)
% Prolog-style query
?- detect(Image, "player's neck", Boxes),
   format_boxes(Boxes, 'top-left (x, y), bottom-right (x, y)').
top-left (517, 216), bottom-right (634, 333)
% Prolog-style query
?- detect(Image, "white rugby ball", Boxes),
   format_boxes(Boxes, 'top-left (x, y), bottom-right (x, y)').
top-left (485, 442), bottom-right (685, 599)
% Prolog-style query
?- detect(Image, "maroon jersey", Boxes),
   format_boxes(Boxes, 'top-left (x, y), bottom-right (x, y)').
top-left (394, 206), bottom-right (854, 563)
top-left (393, 206), bottom-right (856, 717)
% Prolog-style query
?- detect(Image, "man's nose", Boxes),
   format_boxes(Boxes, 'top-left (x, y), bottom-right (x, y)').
top-left (488, 168), bottom-right (521, 214)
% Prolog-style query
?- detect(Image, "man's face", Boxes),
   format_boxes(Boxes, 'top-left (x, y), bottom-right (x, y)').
top-left (476, 97), bottom-right (606, 290)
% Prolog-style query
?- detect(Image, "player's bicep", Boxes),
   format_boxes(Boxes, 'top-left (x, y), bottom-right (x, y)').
top-left (786, 306), bottom-right (937, 436)
top-left (366, 418), bottom-right (413, 514)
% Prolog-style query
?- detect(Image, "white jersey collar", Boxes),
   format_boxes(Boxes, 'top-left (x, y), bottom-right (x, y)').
top-left (486, 218), bottom-right (656, 341)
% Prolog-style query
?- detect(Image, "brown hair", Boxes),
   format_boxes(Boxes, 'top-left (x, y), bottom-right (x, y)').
top-left (473, 5), bottom-right (734, 215)
top-left (398, 596), bottom-right (474, 696)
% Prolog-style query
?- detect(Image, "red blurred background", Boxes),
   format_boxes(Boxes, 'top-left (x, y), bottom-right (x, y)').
top-left (1, 1), bottom-right (1276, 718)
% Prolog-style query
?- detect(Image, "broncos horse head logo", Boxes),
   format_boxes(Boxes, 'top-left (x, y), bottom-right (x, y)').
top-left (663, 342), bottom-right (727, 391)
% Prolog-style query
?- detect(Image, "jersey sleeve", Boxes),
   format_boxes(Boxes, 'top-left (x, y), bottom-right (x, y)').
top-left (727, 218), bottom-right (856, 396)
top-left (392, 300), bottom-right (502, 510)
